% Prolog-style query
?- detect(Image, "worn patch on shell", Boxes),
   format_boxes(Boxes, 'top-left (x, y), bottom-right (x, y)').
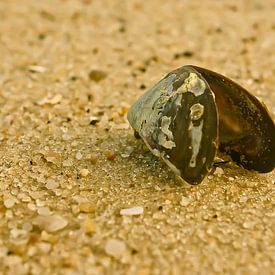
top-left (158, 116), bottom-right (176, 149)
top-left (187, 73), bottom-right (206, 96)
top-left (190, 103), bottom-right (204, 121)
top-left (151, 148), bottom-right (160, 157)
top-left (174, 94), bottom-right (182, 106)
top-left (188, 120), bottom-right (203, 167)
top-left (177, 72), bottom-right (206, 97)
top-left (158, 132), bottom-right (176, 149)
top-left (160, 116), bottom-right (174, 140)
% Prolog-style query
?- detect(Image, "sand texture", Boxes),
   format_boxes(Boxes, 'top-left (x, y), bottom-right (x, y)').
top-left (0, 0), bottom-right (274, 274)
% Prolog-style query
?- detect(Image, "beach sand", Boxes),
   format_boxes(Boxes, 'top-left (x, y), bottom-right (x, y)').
top-left (0, 0), bottom-right (274, 274)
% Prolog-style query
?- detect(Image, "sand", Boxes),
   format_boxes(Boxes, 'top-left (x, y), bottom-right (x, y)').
top-left (0, 0), bottom-right (274, 274)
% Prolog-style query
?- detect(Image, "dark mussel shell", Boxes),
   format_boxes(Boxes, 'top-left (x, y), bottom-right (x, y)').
top-left (127, 65), bottom-right (275, 184)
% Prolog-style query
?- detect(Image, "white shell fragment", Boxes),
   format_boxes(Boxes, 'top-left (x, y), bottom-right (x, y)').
top-left (120, 206), bottom-right (144, 216)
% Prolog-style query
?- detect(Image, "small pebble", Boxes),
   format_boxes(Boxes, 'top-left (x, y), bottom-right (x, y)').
top-left (89, 116), bottom-right (100, 125)
top-left (43, 151), bottom-right (60, 164)
top-left (79, 202), bottom-right (95, 213)
top-left (86, 153), bottom-right (98, 164)
top-left (76, 152), bottom-right (83, 160)
top-left (180, 196), bottom-right (191, 207)
top-left (105, 151), bottom-right (116, 161)
top-left (89, 70), bottom-right (107, 82)
top-left (239, 196), bottom-right (248, 203)
top-left (63, 159), bottom-right (73, 167)
top-left (10, 228), bottom-right (27, 239)
top-left (214, 167), bottom-right (224, 176)
top-left (37, 242), bottom-right (52, 254)
top-left (243, 221), bottom-right (257, 229)
top-left (83, 217), bottom-right (96, 234)
top-left (33, 214), bottom-right (68, 232)
top-left (4, 197), bottom-right (17, 208)
top-left (38, 94), bottom-right (62, 105)
top-left (80, 169), bottom-right (90, 177)
top-left (37, 206), bottom-right (52, 216)
top-left (28, 65), bottom-right (47, 73)
top-left (27, 203), bottom-right (37, 211)
top-left (105, 239), bottom-right (126, 258)
top-left (45, 179), bottom-right (59, 190)
top-left (120, 206), bottom-right (144, 216)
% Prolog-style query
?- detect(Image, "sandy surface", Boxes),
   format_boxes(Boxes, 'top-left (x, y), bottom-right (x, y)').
top-left (0, 0), bottom-right (274, 274)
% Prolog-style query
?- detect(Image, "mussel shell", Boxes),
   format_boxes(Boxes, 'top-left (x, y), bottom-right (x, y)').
top-left (128, 65), bottom-right (275, 184)
top-left (128, 66), bottom-right (218, 184)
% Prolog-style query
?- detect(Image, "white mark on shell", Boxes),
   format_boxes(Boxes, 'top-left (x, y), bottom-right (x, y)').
top-left (187, 73), bottom-right (206, 96)
top-left (188, 120), bottom-right (203, 167)
top-left (158, 116), bottom-right (176, 149)
top-left (160, 116), bottom-right (174, 140)
top-left (190, 103), bottom-right (204, 121)
top-left (152, 148), bottom-right (161, 157)
top-left (177, 73), bottom-right (206, 97)
top-left (174, 94), bottom-right (182, 106)
top-left (158, 133), bottom-right (176, 149)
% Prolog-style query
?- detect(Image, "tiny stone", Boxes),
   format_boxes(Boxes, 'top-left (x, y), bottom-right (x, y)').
top-left (63, 159), bottom-right (73, 167)
top-left (79, 202), bottom-right (95, 213)
top-left (28, 65), bottom-right (47, 73)
top-left (38, 94), bottom-right (62, 105)
top-left (76, 152), bottom-right (83, 160)
top-left (120, 206), bottom-right (144, 216)
top-left (89, 116), bottom-right (100, 125)
top-left (83, 217), bottom-right (96, 234)
top-left (4, 197), bottom-right (17, 208)
top-left (10, 228), bottom-right (27, 239)
top-left (37, 207), bottom-right (52, 216)
top-left (214, 167), bottom-right (224, 176)
top-left (45, 179), bottom-right (59, 190)
top-left (105, 239), bottom-right (126, 258)
top-left (243, 221), bottom-right (257, 229)
top-left (86, 153), bottom-right (98, 164)
top-left (89, 69), bottom-right (107, 82)
top-left (36, 199), bottom-right (46, 207)
top-left (43, 151), bottom-right (60, 164)
top-left (180, 196), bottom-right (191, 207)
top-left (41, 231), bottom-right (58, 244)
top-left (105, 151), bottom-right (116, 161)
top-left (33, 214), bottom-right (68, 232)
top-left (17, 193), bottom-right (31, 202)
top-left (27, 203), bottom-right (37, 211)
top-left (80, 169), bottom-right (90, 177)
top-left (71, 204), bottom-right (80, 215)
top-left (37, 242), bottom-right (52, 254)
top-left (239, 196), bottom-right (248, 203)
top-left (174, 50), bottom-right (194, 59)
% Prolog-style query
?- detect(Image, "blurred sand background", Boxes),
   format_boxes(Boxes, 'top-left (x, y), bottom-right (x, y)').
top-left (0, 0), bottom-right (274, 274)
